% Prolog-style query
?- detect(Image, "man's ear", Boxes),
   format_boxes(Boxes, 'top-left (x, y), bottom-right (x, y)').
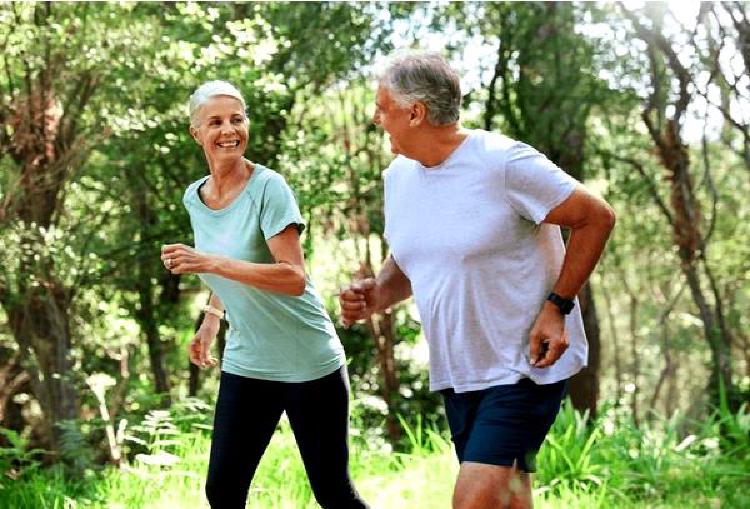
top-left (409, 101), bottom-right (427, 127)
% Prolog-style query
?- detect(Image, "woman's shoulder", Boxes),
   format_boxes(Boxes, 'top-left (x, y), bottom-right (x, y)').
top-left (245, 164), bottom-right (294, 196)
top-left (182, 175), bottom-right (210, 206)
top-left (254, 164), bottom-right (289, 185)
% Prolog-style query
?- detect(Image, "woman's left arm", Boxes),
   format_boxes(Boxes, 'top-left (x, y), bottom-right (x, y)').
top-left (161, 225), bottom-right (306, 296)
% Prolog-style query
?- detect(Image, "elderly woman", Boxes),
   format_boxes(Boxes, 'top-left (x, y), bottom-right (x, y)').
top-left (161, 81), bottom-right (368, 509)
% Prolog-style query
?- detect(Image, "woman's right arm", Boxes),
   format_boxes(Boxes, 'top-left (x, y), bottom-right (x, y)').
top-left (207, 293), bottom-right (224, 315)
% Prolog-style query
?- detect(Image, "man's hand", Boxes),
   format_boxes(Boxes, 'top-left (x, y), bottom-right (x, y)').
top-left (190, 316), bottom-right (219, 369)
top-left (161, 243), bottom-right (212, 274)
top-left (529, 302), bottom-right (569, 368)
top-left (339, 278), bottom-right (379, 327)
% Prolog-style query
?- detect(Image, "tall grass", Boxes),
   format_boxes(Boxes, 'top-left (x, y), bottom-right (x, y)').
top-left (1, 398), bottom-right (748, 508)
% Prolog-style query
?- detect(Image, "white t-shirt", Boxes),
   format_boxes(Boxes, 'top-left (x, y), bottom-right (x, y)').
top-left (383, 129), bottom-right (588, 393)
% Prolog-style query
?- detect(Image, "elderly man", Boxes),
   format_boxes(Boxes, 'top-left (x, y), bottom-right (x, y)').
top-left (339, 52), bottom-right (615, 509)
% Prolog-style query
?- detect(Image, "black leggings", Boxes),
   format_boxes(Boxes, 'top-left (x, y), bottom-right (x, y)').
top-left (205, 366), bottom-right (369, 509)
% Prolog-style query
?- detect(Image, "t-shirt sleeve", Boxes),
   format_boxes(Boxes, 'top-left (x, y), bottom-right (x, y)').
top-left (259, 173), bottom-right (306, 240)
top-left (182, 181), bottom-right (196, 211)
top-left (504, 142), bottom-right (578, 224)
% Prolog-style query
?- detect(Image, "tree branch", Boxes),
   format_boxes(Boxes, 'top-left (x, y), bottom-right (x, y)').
top-left (607, 152), bottom-right (674, 226)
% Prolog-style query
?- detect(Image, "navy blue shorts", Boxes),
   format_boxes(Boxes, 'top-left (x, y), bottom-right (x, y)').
top-left (441, 378), bottom-right (567, 472)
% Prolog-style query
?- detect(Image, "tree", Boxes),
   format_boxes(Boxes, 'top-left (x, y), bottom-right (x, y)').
top-left (617, 3), bottom-right (740, 408)
top-left (0, 2), bottom-right (165, 452)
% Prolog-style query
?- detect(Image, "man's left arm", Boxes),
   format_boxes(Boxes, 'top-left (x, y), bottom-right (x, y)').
top-left (530, 186), bottom-right (616, 368)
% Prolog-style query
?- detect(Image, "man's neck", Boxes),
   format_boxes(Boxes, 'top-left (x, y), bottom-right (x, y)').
top-left (410, 125), bottom-right (468, 168)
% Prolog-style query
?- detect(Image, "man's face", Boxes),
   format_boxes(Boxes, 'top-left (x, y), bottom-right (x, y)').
top-left (373, 85), bottom-right (412, 156)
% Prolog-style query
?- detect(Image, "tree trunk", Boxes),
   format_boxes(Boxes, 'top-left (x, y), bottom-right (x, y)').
top-left (624, 5), bottom-right (738, 411)
top-left (650, 313), bottom-right (673, 413)
top-left (6, 280), bottom-right (78, 452)
top-left (629, 293), bottom-right (640, 427)
top-left (135, 283), bottom-right (171, 408)
top-left (567, 281), bottom-right (601, 417)
top-left (661, 119), bottom-right (734, 407)
top-left (682, 264), bottom-right (732, 405)
top-left (132, 187), bottom-right (172, 407)
top-left (0, 4), bottom-right (101, 453)
top-left (365, 310), bottom-right (402, 445)
top-left (0, 349), bottom-right (30, 426)
top-left (600, 283), bottom-right (623, 406)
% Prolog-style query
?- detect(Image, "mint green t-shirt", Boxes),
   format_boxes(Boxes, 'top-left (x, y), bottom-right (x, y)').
top-left (183, 164), bottom-right (344, 382)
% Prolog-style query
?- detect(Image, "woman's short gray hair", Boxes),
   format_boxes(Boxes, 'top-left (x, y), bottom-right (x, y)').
top-left (188, 80), bottom-right (247, 127)
top-left (379, 52), bottom-right (461, 126)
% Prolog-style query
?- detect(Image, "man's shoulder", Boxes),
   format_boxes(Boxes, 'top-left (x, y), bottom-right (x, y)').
top-left (383, 155), bottom-right (416, 181)
top-left (470, 129), bottom-right (520, 156)
top-left (460, 129), bottom-right (523, 174)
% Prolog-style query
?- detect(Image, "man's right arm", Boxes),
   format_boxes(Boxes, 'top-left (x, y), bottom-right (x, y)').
top-left (372, 255), bottom-right (412, 312)
top-left (340, 255), bottom-right (412, 326)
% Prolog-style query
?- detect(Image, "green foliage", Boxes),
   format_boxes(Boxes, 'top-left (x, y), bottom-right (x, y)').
top-left (536, 400), bottom-right (750, 507)
top-left (0, 6), bottom-right (749, 509)
top-left (539, 402), bottom-right (606, 493)
top-left (2, 402), bottom-right (750, 508)
top-left (0, 428), bottom-right (45, 477)
top-left (122, 398), bottom-right (213, 468)
top-left (56, 420), bottom-right (95, 474)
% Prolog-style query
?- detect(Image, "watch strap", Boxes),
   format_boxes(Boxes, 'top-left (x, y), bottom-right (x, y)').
top-left (547, 292), bottom-right (574, 315)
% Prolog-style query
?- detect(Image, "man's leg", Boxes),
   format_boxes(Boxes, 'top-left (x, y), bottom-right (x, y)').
top-left (443, 379), bottom-right (567, 509)
top-left (453, 462), bottom-right (532, 509)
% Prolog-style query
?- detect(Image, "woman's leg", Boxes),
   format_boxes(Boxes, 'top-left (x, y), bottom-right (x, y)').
top-left (285, 365), bottom-right (369, 509)
top-left (205, 371), bottom-right (284, 509)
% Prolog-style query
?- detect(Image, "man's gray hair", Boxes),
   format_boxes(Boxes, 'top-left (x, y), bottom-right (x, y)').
top-left (379, 52), bottom-right (461, 126)
top-left (188, 80), bottom-right (247, 127)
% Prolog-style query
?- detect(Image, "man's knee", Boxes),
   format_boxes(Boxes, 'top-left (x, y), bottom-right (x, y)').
top-left (453, 481), bottom-right (508, 509)
top-left (453, 463), bottom-right (531, 509)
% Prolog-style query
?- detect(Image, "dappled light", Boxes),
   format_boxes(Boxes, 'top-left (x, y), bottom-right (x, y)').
top-left (0, 2), bottom-right (748, 508)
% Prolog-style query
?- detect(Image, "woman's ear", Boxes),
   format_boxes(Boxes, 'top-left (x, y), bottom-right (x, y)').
top-left (409, 101), bottom-right (426, 127)
top-left (189, 126), bottom-right (201, 145)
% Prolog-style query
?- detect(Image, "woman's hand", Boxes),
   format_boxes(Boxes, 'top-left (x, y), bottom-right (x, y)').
top-left (190, 315), bottom-right (220, 368)
top-left (161, 244), bottom-right (213, 274)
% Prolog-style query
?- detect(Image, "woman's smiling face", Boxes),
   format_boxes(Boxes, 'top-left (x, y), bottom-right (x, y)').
top-left (191, 95), bottom-right (248, 163)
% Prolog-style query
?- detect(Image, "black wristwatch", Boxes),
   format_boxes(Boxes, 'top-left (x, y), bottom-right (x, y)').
top-left (547, 292), bottom-right (575, 315)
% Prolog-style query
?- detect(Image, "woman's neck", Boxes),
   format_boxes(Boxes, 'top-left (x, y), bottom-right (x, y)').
top-left (207, 157), bottom-right (252, 196)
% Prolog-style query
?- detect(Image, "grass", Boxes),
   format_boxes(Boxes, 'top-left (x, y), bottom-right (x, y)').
top-left (1, 398), bottom-right (748, 509)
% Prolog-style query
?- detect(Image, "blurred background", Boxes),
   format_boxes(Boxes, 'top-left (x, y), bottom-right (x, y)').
top-left (0, 2), bottom-right (748, 508)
